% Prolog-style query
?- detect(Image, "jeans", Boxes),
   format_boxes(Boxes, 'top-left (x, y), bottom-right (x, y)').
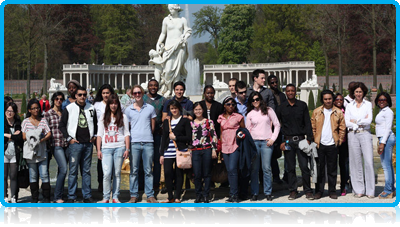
top-left (67, 142), bottom-right (93, 200)
top-left (192, 148), bottom-right (212, 197)
top-left (102, 146), bottom-right (125, 200)
top-left (253, 140), bottom-right (273, 195)
top-left (53, 146), bottom-right (68, 200)
top-left (153, 134), bottom-right (162, 190)
top-left (130, 142), bottom-right (154, 198)
top-left (28, 159), bottom-right (49, 183)
top-left (379, 133), bottom-right (396, 194)
top-left (223, 150), bottom-right (240, 196)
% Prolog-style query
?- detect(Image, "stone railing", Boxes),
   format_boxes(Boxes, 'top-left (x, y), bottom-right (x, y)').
top-left (63, 64), bottom-right (155, 71)
top-left (204, 61), bottom-right (315, 70)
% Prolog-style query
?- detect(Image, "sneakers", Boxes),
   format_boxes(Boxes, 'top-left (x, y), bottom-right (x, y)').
top-left (11, 197), bottom-right (17, 203)
top-left (83, 197), bottom-right (96, 203)
top-left (128, 197), bottom-right (138, 203)
top-left (288, 191), bottom-right (298, 200)
top-left (112, 199), bottom-right (121, 203)
top-left (4, 197), bottom-right (9, 203)
top-left (98, 199), bottom-right (110, 203)
top-left (265, 195), bottom-right (272, 201)
top-left (379, 192), bottom-right (394, 199)
top-left (147, 197), bottom-right (158, 203)
top-left (194, 195), bottom-right (203, 203)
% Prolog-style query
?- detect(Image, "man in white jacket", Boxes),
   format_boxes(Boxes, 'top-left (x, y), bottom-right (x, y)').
top-left (59, 87), bottom-right (98, 203)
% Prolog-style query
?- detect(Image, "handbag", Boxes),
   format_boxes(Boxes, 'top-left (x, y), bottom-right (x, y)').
top-left (17, 158), bottom-right (30, 189)
top-left (211, 153), bottom-right (228, 183)
top-left (169, 118), bottom-right (192, 169)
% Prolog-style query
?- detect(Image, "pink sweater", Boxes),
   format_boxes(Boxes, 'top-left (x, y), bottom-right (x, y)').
top-left (245, 108), bottom-right (280, 141)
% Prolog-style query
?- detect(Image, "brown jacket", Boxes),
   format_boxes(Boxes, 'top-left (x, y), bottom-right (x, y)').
top-left (311, 105), bottom-right (346, 148)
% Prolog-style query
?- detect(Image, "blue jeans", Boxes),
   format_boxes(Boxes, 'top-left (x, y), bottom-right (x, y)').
top-left (28, 159), bottom-right (49, 183)
top-left (67, 142), bottom-right (93, 200)
top-left (252, 140), bottom-right (273, 195)
top-left (379, 133), bottom-right (396, 194)
top-left (53, 146), bottom-right (68, 200)
top-left (102, 147), bottom-right (125, 200)
top-left (223, 150), bottom-right (240, 196)
top-left (130, 142), bottom-right (154, 198)
top-left (192, 148), bottom-right (212, 197)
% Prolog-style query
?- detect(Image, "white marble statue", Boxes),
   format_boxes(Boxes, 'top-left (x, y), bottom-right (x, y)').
top-left (49, 78), bottom-right (67, 91)
top-left (155, 4), bottom-right (192, 97)
top-left (212, 75), bottom-right (228, 88)
top-left (300, 74), bottom-right (318, 87)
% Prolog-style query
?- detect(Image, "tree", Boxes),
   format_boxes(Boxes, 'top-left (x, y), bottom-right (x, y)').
top-left (315, 89), bottom-right (322, 108)
top-left (250, 5), bottom-right (311, 63)
top-left (192, 6), bottom-right (222, 50)
top-left (218, 4), bottom-right (255, 64)
top-left (21, 93), bottom-right (27, 114)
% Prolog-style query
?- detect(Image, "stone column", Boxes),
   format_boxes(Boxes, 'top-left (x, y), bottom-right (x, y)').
top-left (70, 73), bottom-right (72, 82)
top-left (122, 73), bottom-right (125, 90)
top-left (115, 74), bottom-right (118, 89)
top-left (63, 73), bottom-right (66, 87)
top-left (129, 73), bottom-right (132, 88)
top-left (102, 73), bottom-right (105, 85)
top-left (80, 73), bottom-right (83, 86)
top-left (137, 73), bottom-right (140, 85)
top-left (146, 73), bottom-right (149, 82)
top-left (295, 70), bottom-right (298, 87)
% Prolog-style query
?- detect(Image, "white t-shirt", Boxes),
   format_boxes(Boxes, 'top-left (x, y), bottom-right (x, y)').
top-left (93, 101), bottom-right (106, 124)
top-left (320, 108), bottom-right (335, 146)
top-left (97, 114), bottom-right (130, 149)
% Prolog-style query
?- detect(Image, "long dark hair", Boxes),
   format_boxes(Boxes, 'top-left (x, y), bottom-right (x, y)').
top-left (246, 91), bottom-right (268, 116)
top-left (103, 94), bottom-right (124, 128)
top-left (94, 84), bottom-right (115, 103)
top-left (5, 102), bottom-right (21, 123)
top-left (26, 99), bottom-right (42, 118)
top-left (168, 99), bottom-right (183, 114)
top-left (375, 92), bottom-right (392, 108)
top-left (50, 92), bottom-right (65, 108)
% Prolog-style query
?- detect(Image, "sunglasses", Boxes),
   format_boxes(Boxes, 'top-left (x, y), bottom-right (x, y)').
top-left (132, 92), bottom-right (142, 96)
top-left (252, 98), bottom-right (260, 102)
top-left (378, 99), bottom-right (387, 102)
top-left (238, 91), bottom-right (247, 95)
top-left (55, 98), bottom-right (64, 101)
top-left (77, 93), bottom-right (87, 97)
top-left (225, 103), bottom-right (236, 107)
top-left (269, 81), bottom-right (278, 85)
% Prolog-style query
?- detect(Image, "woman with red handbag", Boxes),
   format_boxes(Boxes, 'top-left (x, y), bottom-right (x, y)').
top-left (160, 100), bottom-right (191, 203)
top-left (191, 102), bottom-right (218, 203)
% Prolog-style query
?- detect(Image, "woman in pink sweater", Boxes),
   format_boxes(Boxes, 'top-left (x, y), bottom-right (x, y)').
top-left (245, 91), bottom-right (280, 201)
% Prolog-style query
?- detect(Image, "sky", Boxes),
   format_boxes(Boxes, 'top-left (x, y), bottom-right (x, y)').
top-left (184, 4), bottom-right (226, 45)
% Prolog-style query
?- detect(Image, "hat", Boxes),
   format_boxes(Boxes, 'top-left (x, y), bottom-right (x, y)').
top-left (67, 80), bottom-right (80, 88)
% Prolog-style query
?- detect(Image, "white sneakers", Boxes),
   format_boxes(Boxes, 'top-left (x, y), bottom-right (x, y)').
top-left (4, 197), bottom-right (17, 203)
top-left (4, 197), bottom-right (9, 203)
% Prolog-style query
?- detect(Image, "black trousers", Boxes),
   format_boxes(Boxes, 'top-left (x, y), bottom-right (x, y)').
top-left (164, 158), bottom-right (184, 200)
top-left (283, 141), bottom-right (312, 193)
top-left (338, 141), bottom-right (349, 192)
top-left (316, 144), bottom-right (338, 194)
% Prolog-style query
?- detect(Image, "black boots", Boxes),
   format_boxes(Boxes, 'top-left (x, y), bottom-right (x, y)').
top-left (41, 182), bottom-right (51, 203)
top-left (30, 182), bottom-right (39, 203)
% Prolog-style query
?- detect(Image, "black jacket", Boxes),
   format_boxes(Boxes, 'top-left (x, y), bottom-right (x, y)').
top-left (4, 118), bottom-right (23, 165)
top-left (160, 117), bottom-right (192, 156)
top-left (236, 128), bottom-right (257, 177)
top-left (200, 100), bottom-right (224, 138)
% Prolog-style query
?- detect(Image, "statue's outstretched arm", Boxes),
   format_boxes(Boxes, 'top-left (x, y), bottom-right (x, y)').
top-left (156, 18), bottom-right (168, 52)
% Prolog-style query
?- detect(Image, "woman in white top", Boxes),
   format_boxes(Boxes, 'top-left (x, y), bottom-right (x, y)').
top-left (344, 82), bottom-right (374, 198)
top-left (22, 99), bottom-right (52, 203)
top-left (93, 84), bottom-right (115, 192)
top-left (374, 92), bottom-right (396, 199)
top-left (97, 94), bottom-right (130, 203)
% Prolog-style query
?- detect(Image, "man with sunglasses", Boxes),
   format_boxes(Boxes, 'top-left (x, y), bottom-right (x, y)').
top-left (59, 87), bottom-right (98, 203)
top-left (247, 69), bottom-right (276, 111)
top-left (62, 80), bottom-right (91, 110)
top-left (235, 81), bottom-right (249, 122)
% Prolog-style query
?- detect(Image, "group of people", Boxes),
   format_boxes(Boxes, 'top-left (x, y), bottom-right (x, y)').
top-left (3, 70), bottom-right (396, 203)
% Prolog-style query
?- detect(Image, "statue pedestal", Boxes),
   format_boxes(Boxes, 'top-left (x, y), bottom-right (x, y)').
top-left (300, 86), bottom-right (318, 106)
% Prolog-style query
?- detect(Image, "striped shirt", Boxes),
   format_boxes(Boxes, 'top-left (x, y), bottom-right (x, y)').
top-left (164, 117), bottom-right (187, 158)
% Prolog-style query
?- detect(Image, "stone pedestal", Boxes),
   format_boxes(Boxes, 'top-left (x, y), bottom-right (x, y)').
top-left (300, 86), bottom-right (318, 106)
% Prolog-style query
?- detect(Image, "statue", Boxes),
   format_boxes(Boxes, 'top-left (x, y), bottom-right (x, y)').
top-left (154, 4), bottom-right (192, 97)
top-left (49, 78), bottom-right (67, 91)
top-left (300, 74), bottom-right (319, 87)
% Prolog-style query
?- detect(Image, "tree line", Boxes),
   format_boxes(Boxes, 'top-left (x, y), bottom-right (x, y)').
top-left (192, 4), bottom-right (395, 93)
top-left (4, 4), bottom-right (396, 96)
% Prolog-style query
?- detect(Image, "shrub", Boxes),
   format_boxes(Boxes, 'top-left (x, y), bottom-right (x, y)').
top-left (308, 91), bottom-right (315, 110)
top-left (315, 89), bottom-right (322, 108)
